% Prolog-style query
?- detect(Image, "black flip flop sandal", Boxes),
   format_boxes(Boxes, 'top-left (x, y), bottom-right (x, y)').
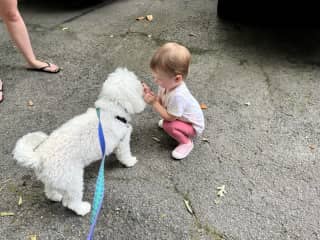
top-left (27, 62), bottom-right (60, 73)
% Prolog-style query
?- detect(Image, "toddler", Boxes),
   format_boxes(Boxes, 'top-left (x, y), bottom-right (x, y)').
top-left (143, 42), bottom-right (204, 160)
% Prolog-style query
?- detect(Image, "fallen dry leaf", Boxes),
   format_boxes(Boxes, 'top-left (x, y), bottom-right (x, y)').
top-left (309, 144), bottom-right (316, 150)
top-left (201, 137), bottom-right (210, 143)
top-left (0, 212), bottom-right (15, 217)
top-left (200, 103), bottom-right (207, 109)
top-left (0, 179), bottom-right (11, 192)
top-left (146, 15), bottom-right (153, 21)
top-left (189, 33), bottom-right (197, 37)
top-left (152, 136), bottom-right (160, 142)
top-left (217, 185), bottom-right (226, 197)
top-left (18, 196), bottom-right (23, 206)
top-left (0, 179), bottom-right (11, 185)
top-left (136, 16), bottom-right (145, 21)
top-left (27, 100), bottom-right (34, 107)
top-left (183, 199), bottom-right (194, 215)
top-left (29, 235), bottom-right (37, 240)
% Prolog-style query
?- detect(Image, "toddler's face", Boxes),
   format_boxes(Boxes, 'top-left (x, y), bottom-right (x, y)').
top-left (152, 70), bottom-right (180, 90)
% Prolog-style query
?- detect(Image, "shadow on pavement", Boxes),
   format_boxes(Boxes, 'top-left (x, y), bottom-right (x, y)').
top-left (214, 18), bottom-right (320, 67)
top-left (20, 0), bottom-right (115, 11)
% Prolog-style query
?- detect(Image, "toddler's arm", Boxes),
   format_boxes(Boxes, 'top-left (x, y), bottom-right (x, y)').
top-left (144, 92), bottom-right (177, 121)
top-left (152, 101), bottom-right (177, 121)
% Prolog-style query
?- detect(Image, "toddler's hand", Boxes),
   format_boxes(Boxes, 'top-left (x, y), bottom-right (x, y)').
top-left (144, 92), bottom-right (156, 104)
top-left (142, 82), bottom-right (151, 94)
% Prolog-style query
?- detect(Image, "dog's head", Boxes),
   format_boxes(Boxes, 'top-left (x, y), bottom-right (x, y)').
top-left (95, 68), bottom-right (146, 114)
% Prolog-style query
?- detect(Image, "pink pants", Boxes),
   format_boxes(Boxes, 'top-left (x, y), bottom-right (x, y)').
top-left (163, 120), bottom-right (196, 144)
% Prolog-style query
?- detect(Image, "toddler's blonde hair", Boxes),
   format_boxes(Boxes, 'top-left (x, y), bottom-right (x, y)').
top-left (150, 42), bottom-right (191, 79)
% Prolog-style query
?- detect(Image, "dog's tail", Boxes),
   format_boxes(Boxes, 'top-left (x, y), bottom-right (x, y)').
top-left (13, 131), bottom-right (48, 169)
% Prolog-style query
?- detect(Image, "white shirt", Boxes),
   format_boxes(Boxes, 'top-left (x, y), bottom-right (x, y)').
top-left (158, 82), bottom-right (205, 135)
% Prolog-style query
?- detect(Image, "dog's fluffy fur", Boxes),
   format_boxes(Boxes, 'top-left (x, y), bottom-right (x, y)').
top-left (13, 68), bottom-right (146, 216)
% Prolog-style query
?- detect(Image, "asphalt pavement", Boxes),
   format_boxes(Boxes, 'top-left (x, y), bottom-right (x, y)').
top-left (0, 0), bottom-right (320, 239)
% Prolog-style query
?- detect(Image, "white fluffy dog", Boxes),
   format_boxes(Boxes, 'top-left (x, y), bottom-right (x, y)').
top-left (13, 68), bottom-right (146, 216)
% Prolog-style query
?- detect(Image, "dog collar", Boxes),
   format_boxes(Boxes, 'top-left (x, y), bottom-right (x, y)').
top-left (115, 116), bottom-right (127, 124)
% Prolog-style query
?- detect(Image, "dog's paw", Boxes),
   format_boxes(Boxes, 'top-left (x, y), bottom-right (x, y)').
top-left (123, 156), bottom-right (138, 167)
top-left (69, 201), bottom-right (91, 216)
top-left (62, 198), bottom-right (68, 208)
top-left (46, 191), bottom-right (63, 202)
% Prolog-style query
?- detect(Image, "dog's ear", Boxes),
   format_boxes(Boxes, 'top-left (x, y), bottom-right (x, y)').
top-left (95, 75), bottom-right (122, 110)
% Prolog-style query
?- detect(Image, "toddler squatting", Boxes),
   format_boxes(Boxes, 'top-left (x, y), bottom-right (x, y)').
top-left (143, 42), bottom-right (205, 160)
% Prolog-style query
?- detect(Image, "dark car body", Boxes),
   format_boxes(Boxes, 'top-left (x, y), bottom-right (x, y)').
top-left (217, 0), bottom-right (319, 25)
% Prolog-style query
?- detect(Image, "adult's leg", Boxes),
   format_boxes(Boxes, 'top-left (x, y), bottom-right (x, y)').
top-left (0, 0), bottom-right (59, 72)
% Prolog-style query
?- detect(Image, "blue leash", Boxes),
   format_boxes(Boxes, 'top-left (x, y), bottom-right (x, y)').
top-left (87, 108), bottom-right (106, 240)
